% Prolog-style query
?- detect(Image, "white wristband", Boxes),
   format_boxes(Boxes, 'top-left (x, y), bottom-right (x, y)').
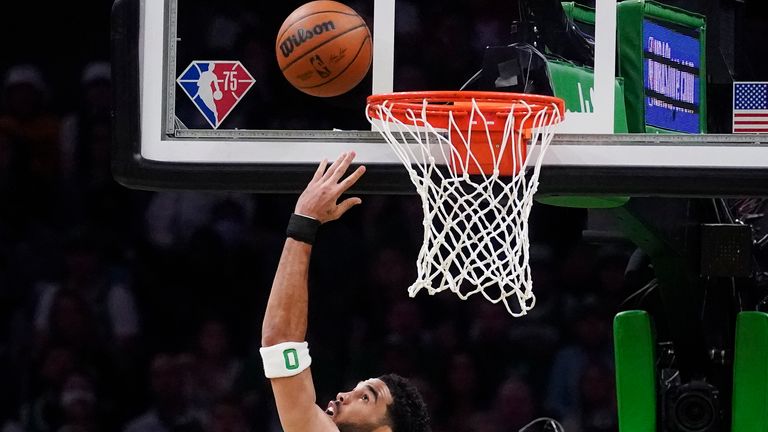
top-left (260, 341), bottom-right (312, 378)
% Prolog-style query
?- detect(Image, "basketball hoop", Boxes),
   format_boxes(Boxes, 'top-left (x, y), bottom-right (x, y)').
top-left (366, 91), bottom-right (564, 316)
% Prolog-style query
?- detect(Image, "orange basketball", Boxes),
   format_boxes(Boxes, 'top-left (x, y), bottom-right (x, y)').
top-left (276, 1), bottom-right (372, 97)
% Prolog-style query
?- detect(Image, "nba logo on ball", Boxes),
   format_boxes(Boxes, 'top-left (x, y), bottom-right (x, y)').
top-left (177, 61), bottom-right (255, 129)
top-left (276, 1), bottom-right (372, 97)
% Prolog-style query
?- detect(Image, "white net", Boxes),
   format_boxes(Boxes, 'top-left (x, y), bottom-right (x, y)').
top-left (367, 94), bottom-right (562, 316)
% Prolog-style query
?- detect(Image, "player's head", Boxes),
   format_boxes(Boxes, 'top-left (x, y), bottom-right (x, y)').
top-left (378, 374), bottom-right (431, 432)
top-left (327, 374), bottom-right (430, 432)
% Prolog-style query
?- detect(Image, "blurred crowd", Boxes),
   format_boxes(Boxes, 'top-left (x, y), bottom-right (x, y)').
top-left (0, 0), bottom-right (636, 431)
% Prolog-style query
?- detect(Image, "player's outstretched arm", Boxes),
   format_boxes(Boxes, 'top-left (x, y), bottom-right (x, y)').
top-left (261, 152), bottom-right (365, 432)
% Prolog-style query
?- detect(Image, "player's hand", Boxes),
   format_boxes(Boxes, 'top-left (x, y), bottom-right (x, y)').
top-left (294, 152), bottom-right (366, 224)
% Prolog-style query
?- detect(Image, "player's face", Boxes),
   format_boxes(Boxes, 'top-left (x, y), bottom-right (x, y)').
top-left (325, 378), bottom-right (393, 432)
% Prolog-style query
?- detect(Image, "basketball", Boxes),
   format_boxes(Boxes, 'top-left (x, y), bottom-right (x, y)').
top-left (276, 1), bottom-right (372, 97)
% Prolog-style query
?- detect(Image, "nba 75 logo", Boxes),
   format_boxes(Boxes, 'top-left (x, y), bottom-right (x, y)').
top-left (177, 61), bottom-right (255, 129)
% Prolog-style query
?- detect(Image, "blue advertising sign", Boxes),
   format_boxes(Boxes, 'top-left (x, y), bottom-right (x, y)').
top-left (643, 20), bottom-right (701, 133)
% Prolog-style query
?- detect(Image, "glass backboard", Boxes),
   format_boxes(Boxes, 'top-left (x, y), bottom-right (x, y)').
top-left (112, 0), bottom-right (768, 196)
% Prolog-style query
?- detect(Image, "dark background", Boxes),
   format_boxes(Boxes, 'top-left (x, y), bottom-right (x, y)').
top-left (0, 1), bottom-right (766, 432)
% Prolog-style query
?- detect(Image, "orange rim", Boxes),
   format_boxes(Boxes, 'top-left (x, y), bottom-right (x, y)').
top-left (367, 91), bottom-right (565, 123)
top-left (367, 91), bottom-right (564, 176)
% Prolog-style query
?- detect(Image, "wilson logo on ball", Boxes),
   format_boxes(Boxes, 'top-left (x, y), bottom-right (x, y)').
top-left (279, 21), bottom-right (337, 58)
top-left (276, 1), bottom-right (372, 97)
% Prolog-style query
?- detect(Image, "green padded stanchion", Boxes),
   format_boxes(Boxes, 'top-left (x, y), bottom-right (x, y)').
top-left (614, 310), bottom-right (657, 432)
top-left (732, 311), bottom-right (768, 432)
top-left (539, 59), bottom-right (630, 209)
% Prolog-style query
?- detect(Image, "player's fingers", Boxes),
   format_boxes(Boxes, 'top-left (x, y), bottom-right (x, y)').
top-left (334, 197), bottom-right (362, 219)
top-left (329, 151), bottom-right (356, 183)
top-left (311, 159), bottom-right (328, 182)
top-left (337, 165), bottom-right (366, 192)
top-left (322, 152), bottom-right (348, 181)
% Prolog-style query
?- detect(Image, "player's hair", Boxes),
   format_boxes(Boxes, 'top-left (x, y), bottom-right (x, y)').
top-left (378, 374), bottom-right (431, 432)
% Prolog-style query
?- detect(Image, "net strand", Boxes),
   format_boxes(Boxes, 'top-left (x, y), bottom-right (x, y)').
top-left (368, 97), bottom-right (561, 317)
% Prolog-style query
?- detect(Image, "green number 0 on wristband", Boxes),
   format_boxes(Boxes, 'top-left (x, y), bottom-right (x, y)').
top-left (283, 348), bottom-right (300, 370)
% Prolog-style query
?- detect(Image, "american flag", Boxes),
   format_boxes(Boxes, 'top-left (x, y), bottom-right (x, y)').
top-left (733, 82), bottom-right (768, 133)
